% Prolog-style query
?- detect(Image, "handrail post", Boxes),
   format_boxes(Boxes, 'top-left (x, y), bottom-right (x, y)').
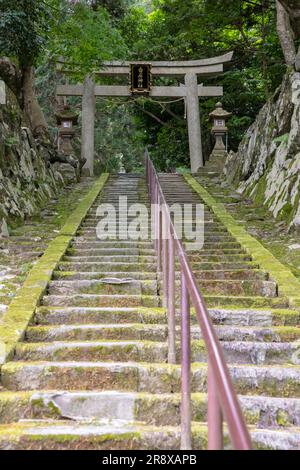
top-left (180, 272), bottom-right (192, 450)
top-left (208, 360), bottom-right (224, 450)
top-left (167, 232), bottom-right (176, 364)
top-left (162, 207), bottom-right (168, 308)
top-left (157, 197), bottom-right (162, 271)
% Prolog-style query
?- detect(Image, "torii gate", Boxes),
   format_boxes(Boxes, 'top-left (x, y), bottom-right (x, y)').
top-left (56, 52), bottom-right (233, 175)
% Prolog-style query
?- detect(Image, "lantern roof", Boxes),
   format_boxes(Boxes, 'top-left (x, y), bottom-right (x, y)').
top-left (209, 102), bottom-right (232, 119)
top-left (55, 105), bottom-right (79, 125)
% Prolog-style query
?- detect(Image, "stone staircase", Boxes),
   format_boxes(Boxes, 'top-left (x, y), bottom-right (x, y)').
top-left (0, 174), bottom-right (299, 450)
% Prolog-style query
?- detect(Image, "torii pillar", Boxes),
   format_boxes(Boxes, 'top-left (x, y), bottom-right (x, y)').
top-left (185, 72), bottom-right (203, 173)
top-left (81, 76), bottom-right (95, 177)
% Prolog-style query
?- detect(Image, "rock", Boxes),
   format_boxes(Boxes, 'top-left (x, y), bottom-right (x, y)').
top-left (224, 70), bottom-right (300, 230)
top-left (0, 88), bottom-right (68, 225)
top-left (0, 219), bottom-right (9, 238)
top-left (52, 162), bottom-right (77, 184)
top-left (288, 244), bottom-right (300, 251)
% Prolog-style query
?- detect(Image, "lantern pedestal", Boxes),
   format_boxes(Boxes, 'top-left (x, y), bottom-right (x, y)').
top-left (55, 106), bottom-right (79, 155)
top-left (207, 102), bottom-right (232, 174)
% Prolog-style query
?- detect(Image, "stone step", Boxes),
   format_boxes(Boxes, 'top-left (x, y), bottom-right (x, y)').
top-left (33, 307), bottom-right (166, 326)
top-left (72, 240), bottom-right (155, 248)
top-left (192, 279), bottom-right (277, 297)
top-left (58, 261), bottom-right (157, 272)
top-left (34, 306), bottom-right (299, 327)
top-left (62, 254), bottom-right (251, 264)
top-left (53, 271), bottom-right (158, 281)
top-left (0, 419), bottom-right (298, 450)
top-left (25, 323), bottom-right (300, 344)
top-left (42, 294), bottom-right (160, 308)
top-left (66, 247), bottom-right (156, 258)
top-left (189, 254), bottom-right (252, 262)
top-left (193, 269), bottom-right (268, 280)
top-left (2, 361), bottom-right (300, 397)
top-left (48, 277), bottom-right (276, 298)
top-left (42, 293), bottom-right (286, 309)
top-left (191, 261), bottom-right (260, 270)
top-left (53, 269), bottom-right (266, 282)
top-left (14, 339), bottom-right (300, 365)
top-left (48, 279), bottom-right (158, 296)
top-left (200, 295), bottom-right (287, 309)
top-left (67, 248), bottom-right (156, 256)
top-left (58, 260), bottom-right (258, 273)
top-left (62, 255), bottom-right (157, 263)
top-left (1, 391), bottom-right (299, 430)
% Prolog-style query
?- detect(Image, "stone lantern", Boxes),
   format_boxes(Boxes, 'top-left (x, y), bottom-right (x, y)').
top-left (55, 105), bottom-right (79, 155)
top-left (209, 102), bottom-right (232, 159)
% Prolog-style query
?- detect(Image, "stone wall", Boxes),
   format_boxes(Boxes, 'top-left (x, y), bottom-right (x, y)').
top-left (224, 70), bottom-right (300, 230)
top-left (0, 86), bottom-right (65, 235)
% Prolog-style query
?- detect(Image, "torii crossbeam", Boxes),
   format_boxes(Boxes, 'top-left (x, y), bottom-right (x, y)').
top-left (56, 52), bottom-right (233, 175)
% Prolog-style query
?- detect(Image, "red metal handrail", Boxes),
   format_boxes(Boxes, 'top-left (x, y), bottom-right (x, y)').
top-left (145, 150), bottom-right (252, 450)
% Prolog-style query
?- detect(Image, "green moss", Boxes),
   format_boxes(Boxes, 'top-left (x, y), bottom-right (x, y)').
top-left (0, 174), bottom-right (109, 366)
top-left (253, 173), bottom-right (267, 205)
top-left (276, 410), bottom-right (291, 426)
top-left (185, 175), bottom-right (300, 303)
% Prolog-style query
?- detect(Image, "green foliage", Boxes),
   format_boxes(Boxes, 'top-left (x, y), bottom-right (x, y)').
top-left (93, 99), bottom-right (146, 174)
top-left (150, 125), bottom-right (189, 171)
top-left (49, 2), bottom-right (128, 78)
top-left (273, 133), bottom-right (289, 145)
top-left (0, 0), bottom-right (56, 67)
top-left (1, 0), bottom-right (286, 172)
top-left (118, 0), bottom-right (285, 167)
top-left (4, 136), bottom-right (19, 147)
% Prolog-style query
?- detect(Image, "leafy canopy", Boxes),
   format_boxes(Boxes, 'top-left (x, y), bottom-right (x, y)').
top-left (0, 0), bottom-right (56, 67)
top-left (49, 2), bottom-right (128, 77)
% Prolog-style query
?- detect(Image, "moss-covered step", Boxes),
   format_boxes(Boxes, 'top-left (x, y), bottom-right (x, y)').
top-left (178, 279), bottom-right (277, 297)
top-left (11, 420), bottom-right (299, 451)
top-left (184, 175), bottom-right (300, 301)
top-left (58, 261), bottom-right (158, 273)
top-left (202, 295), bottom-right (288, 309)
top-left (53, 271), bottom-right (158, 281)
top-left (71, 241), bottom-right (155, 249)
top-left (34, 306), bottom-right (168, 326)
top-left (66, 248), bottom-right (155, 256)
top-left (47, 279), bottom-right (158, 296)
top-left (25, 323), bottom-right (300, 344)
top-left (42, 294), bottom-right (160, 308)
top-left (62, 255), bottom-right (157, 264)
top-left (188, 254), bottom-right (252, 262)
top-left (53, 269), bottom-right (268, 281)
top-left (33, 306), bottom-right (299, 327)
top-left (2, 361), bottom-right (300, 397)
top-left (0, 174), bottom-right (109, 365)
top-left (193, 269), bottom-right (268, 280)
top-left (0, 391), bottom-right (299, 430)
top-left (14, 339), bottom-right (300, 365)
top-left (0, 420), bottom-right (187, 451)
top-left (208, 308), bottom-right (300, 326)
top-left (191, 261), bottom-right (260, 270)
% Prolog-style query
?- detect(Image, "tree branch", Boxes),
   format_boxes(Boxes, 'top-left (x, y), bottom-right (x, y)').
top-left (134, 102), bottom-right (167, 126)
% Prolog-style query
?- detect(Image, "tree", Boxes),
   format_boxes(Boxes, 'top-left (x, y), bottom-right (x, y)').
top-left (276, 0), bottom-right (300, 69)
top-left (119, 0), bottom-right (284, 169)
top-left (0, 0), bottom-right (59, 140)
top-left (50, 2), bottom-right (128, 78)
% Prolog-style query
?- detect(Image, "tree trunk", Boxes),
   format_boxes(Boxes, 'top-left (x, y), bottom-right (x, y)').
top-left (22, 66), bottom-right (50, 142)
top-left (0, 57), bottom-right (22, 104)
top-left (276, 0), bottom-right (296, 66)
